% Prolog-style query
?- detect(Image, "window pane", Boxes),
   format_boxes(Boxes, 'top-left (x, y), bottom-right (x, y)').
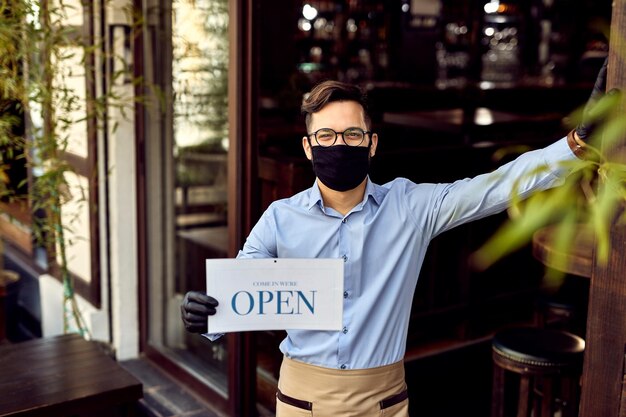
top-left (156, 0), bottom-right (230, 394)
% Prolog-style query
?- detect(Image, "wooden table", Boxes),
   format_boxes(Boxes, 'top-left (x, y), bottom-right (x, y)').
top-left (0, 334), bottom-right (143, 417)
top-left (532, 225), bottom-right (594, 278)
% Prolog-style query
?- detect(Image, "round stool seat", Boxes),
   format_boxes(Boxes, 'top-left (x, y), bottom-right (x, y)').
top-left (535, 295), bottom-right (579, 334)
top-left (493, 327), bottom-right (585, 370)
top-left (537, 294), bottom-right (578, 312)
top-left (534, 276), bottom-right (589, 336)
top-left (491, 327), bottom-right (585, 417)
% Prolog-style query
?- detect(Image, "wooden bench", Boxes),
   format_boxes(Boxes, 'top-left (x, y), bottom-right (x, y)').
top-left (0, 334), bottom-right (143, 417)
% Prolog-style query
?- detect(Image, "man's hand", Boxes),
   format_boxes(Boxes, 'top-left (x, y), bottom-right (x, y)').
top-left (181, 291), bottom-right (219, 333)
top-left (576, 56), bottom-right (608, 141)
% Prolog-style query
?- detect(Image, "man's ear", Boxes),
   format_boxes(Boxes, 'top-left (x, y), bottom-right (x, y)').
top-left (370, 133), bottom-right (378, 157)
top-left (302, 136), bottom-right (313, 161)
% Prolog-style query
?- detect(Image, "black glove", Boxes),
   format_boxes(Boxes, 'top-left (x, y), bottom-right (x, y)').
top-left (181, 291), bottom-right (219, 333)
top-left (575, 56), bottom-right (608, 141)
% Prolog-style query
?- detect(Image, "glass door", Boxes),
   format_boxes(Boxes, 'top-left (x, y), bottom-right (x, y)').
top-left (143, 0), bottom-right (231, 404)
top-left (142, 0), bottom-right (259, 413)
top-left (167, 0), bottom-right (230, 393)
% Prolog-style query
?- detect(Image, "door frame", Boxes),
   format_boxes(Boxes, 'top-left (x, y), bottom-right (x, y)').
top-left (136, 0), bottom-right (259, 415)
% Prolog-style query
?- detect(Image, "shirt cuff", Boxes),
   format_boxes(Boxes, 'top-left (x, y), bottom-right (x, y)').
top-left (549, 135), bottom-right (577, 157)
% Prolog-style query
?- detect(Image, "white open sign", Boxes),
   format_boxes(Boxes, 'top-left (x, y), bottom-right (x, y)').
top-left (206, 258), bottom-right (344, 333)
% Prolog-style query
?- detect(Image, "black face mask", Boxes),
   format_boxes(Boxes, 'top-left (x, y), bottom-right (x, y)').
top-left (311, 145), bottom-right (371, 191)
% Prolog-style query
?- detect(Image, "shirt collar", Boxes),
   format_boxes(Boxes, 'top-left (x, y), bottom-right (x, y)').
top-left (307, 180), bottom-right (324, 210)
top-left (365, 177), bottom-right (384, 206)
top-left (307, 177), bottom-right (383, 211)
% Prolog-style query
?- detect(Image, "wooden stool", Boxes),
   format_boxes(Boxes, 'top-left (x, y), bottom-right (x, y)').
top-left (491, 327), bottom-right (585, 417)
top-left (535, 275), bottom-right (589, 337)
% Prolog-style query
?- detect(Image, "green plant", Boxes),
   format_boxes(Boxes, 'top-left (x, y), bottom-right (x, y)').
top-left (0, 0), bottom-right (90, 336)
top-left (0, 0), bottom-right (139, 336)
top-left (472, 89), bottom-right (626, 285)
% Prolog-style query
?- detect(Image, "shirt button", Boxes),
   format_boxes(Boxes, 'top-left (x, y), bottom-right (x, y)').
top-left (340, 364), bottom-right (347, 369)
top-left (342, 255), bottom-right (348, 262)
top-left (343, 291), bottom-right (348, 298)
top-left (342, 327), bottom-right (348, 334)
top-left (342, 218), bottom-right (347, 223)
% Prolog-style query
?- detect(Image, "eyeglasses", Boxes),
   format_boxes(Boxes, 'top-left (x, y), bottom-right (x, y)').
top-left (307, 127), bottom-right (371, 147)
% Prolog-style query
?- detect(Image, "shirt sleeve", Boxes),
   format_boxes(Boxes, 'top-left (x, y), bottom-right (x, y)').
top-left (201, 207), bottom-right (278, 342)
top-left (428, 137), bottom-right (577, 237)
top-left (237, 206), bottom-right (278, 259)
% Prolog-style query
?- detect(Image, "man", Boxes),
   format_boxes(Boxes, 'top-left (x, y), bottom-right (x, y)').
top-left (181, 59), bottom-right (608, 416)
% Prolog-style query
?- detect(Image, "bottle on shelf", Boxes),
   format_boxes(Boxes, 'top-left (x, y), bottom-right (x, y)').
top-left (436, 21), bottom-right (471, 89)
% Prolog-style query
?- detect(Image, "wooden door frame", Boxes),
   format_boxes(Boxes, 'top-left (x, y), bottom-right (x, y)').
top-left (579, 2), bottom-right (626, 416)
top-left (136, 0), bottom-right (259, 415)
top-left (227, 0), bottom-right (258, 414)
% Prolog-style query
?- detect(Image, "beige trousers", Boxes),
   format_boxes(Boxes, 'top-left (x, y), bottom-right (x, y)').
top-left (276, 356), bottom-right (409, 417)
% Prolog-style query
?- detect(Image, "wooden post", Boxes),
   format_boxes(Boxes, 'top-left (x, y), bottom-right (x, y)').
top-left (579, 2), bottom-right (626, 416)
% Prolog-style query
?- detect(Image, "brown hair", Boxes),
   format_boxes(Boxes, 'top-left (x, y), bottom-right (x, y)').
top-left (301, 80), bottom-right (371, 131)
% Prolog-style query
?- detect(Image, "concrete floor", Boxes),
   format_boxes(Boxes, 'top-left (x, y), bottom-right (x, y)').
top-left (121, 359), bottom-right (227, 417)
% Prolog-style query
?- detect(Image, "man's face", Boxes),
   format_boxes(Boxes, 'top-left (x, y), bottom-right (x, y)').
top-left (302, 100), bottom-right (378, 160)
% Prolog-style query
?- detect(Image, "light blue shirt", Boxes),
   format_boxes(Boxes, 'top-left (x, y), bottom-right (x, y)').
top-left (234, 138), bottom-right (576, 369)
